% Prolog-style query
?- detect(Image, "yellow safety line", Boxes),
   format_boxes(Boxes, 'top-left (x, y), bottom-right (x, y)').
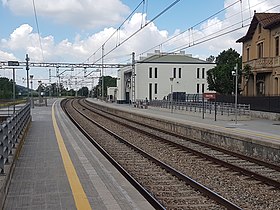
top-left (52, 102), bottom-right (92, 210)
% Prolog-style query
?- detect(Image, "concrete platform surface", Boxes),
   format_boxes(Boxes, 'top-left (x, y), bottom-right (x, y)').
top-left (87, 98), bottom-right (280, 148)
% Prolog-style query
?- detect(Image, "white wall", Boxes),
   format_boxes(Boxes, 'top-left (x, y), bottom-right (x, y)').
top-left (117, 55), bottom-right (216, 102)
top-left (135, 63), bottom-right (215, 100)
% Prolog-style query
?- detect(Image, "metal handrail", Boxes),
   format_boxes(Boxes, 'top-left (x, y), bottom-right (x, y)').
top-left (0, 103), bottom-right (31, 173)
top-left (148, 100), bottom-right (251, 116)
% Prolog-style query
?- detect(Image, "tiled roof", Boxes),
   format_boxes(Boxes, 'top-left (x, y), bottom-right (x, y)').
top-left (237, 13), bottom-right (280, 43)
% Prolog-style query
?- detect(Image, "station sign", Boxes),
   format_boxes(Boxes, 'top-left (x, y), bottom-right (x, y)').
top-left (8, 61), bottom-right (19, 66)
top-left (203, 93), bottom-right (216, 100)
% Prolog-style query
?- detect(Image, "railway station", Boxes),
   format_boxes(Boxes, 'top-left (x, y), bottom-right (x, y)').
top-left (1, 1), bottom-right (280, 209)
top-left (1, 97), bottom-right (280, 209)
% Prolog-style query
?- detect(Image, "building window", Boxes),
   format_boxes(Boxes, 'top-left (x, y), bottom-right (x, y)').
top-left (173, 68), bottom-right (176, 78)
top-left (257, 42), bottom-right (263, 58)
top-left (276, 37), bottom-right (279, 56)
top-left (154, 67), bottom-right (158, 78)
top-left (149, 67), bottom-right (152, 78)
top-left (149, 83), bottom-right (152, 100)
top-left (202, 68), bottom-right (205, 79)
top-left (196, 84), bottom-right (200, 93)
top-left (179, 68), bottom-right (182, 78)
top-left (202, 84), bottom-right (205, 93)
top-left (246, 48), bottom-right (250, 61)
top-left (197, 68), bottom-right (200, 78)
top-left (154, 83), bottom-right (157, 94)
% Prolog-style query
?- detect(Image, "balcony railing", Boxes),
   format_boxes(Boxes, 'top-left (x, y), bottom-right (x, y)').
top-left (244, 56), bottom-right (280, 69)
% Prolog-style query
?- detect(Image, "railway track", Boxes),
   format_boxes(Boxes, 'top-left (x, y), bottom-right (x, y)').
top-left (81, 99), bottom-right (280, 188)
top-left (62, 98), bottom-right (240, 210)
top-left (62, 98), bottom-right (280, 209)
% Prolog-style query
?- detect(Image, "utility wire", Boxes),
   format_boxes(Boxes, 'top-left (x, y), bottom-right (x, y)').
top-left (91, 0), bottom-right (181, 65)
top-left (83, 0), bottom-right (145, 63)
top-left (138, 0), bottom-right (241, 58)
top-left (80, 0), bottom-right (181, 78)
top-left (32, 0), bottom-right (45, 62)
top-left (137, 0), bottom-right (269, 58)
top-left (141, 4), bottom-right (280, 64)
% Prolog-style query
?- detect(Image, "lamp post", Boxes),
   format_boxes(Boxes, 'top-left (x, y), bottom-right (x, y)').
top-left (12, 67), bottom-right (16, 113)
top-left (30, 75), bottom-right (34, 108)
top-left (38, 80), bottom-right (42, 103)
top-left (170, 77), bottom-right (174, 113)
top-left (232, 64), bottom-right (238, 124)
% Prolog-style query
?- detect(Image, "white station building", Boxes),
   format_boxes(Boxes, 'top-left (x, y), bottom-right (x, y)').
top-left (116, 50), bottom-right (216, 103)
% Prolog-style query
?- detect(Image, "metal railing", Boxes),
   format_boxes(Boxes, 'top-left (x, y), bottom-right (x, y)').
top-left (0, 103), bottom-right (31, 173)
top-left (244, 56), bottom-right (280, 69)
top-left (149, 100), bottom-right (251, 116)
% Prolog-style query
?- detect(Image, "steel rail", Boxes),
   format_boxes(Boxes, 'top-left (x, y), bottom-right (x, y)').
top-left (67, 98), bottom-right (242, 210)
top-left (83, 99), bottom-right (280, 171)
top-left (61, 99), bottom-right (166, 210)
top-left (81, 99), bottom-right (280, 189)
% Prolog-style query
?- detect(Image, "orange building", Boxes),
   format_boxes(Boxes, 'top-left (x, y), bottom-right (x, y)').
top-left (237, 13), bottom-right (280, 96)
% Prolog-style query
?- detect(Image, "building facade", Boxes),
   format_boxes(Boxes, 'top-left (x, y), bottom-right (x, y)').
top-left (117, 51), bottom-right (215, 103)
top-left (237, 13), bottom-right (280, 96)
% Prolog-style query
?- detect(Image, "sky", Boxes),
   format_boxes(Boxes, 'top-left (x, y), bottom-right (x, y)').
top-left (0, 0), bottom-right (280, 90)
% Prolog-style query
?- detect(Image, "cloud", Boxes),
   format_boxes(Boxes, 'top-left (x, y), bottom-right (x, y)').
top-left (0, 50), bottom-right (16, 60)
top-left (2, 0), bottom-right (130, 29)
top-left (159, 0), bottom-right (280, 59)
top-left (0, 13), bottom-right (168, 64)
top-left (1, 0), bottom-right (280, 85)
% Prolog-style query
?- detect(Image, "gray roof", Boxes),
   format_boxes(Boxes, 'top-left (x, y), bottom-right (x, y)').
top-left (137, 54), bottom-right (212, 64)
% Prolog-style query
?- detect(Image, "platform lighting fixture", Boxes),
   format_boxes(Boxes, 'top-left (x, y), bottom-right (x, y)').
top-left (232, 64), bottom-right (238, 124)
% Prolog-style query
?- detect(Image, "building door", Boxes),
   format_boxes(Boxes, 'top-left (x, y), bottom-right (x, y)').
top-left (125, 92), bottom-right (130, 103)
top-left (149, 83), bottom-right (152, 100)
top-left (257, 82), bottom-right (265, 95)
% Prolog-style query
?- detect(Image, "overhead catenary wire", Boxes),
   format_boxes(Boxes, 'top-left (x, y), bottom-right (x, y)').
top-left (83, 0), bottom-right (145, 63)
top-left (141, 3), bottom-right (280, 64)
top-left (79, 0), bottom-right (181, 78)
top-left (91, 0), bottom-right (181, 65)
top-left (136, 0), bottom-right (265, 59)
top-left (32, 0), bottom-right (45, 63)
top-left (54, 0), bottom-right (279, 87)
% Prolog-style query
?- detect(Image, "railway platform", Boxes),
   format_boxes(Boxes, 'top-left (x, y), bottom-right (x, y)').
top-left (87, 98), bottom-right (280, 140)
top-left (3, 98), bottom-right (154, 210)
top-left (86, 98), bottom-right (280, 162)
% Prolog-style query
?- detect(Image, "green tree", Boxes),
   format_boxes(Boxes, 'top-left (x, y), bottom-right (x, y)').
top-left (97, 76), bottom-right (117, 98)
top-left (67, 88), bottom-right (76, 96)
top-left (206, 55), bottom-right (215, 63)
top-left (207, 48), bottom-right (242, 94)
top-left (78, 87), bottom-right (89, 97)
top-left (0, 77), bottom-right (13, 99)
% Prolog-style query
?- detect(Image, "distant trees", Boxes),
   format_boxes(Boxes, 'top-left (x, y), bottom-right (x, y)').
top-left (0, 77), bottom-right (15, 99)
top-left (78, 87), bottom-right (89, 97)
top-left (206, 55), bottom-right (215, 63)
top-left (92, 76), bottom-right (117, 98)
top-left (207, 48), bottom-right (242, 94)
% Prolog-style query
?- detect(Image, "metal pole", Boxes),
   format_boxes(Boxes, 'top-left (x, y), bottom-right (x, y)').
top-left (58, 76), bottom-right (61, 97)
top-left (13, 68), bottom-right (16, 114)
top-left (235, 63), bottom-right (238, 124)
top-left (26, 54), bottom-right (30, 101)
top-left (132, 52), bottom-right (135, 103)
top-left (214, 97), bottom-right (217, 121)
top-left (170, 78), bottom-right (174, 113)
top-left (30, 75), bottom-right (34, 108)
top-left (101, 44), bottom-right (104, 100)
top-left (202, 93), bottom-right (205, 119)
